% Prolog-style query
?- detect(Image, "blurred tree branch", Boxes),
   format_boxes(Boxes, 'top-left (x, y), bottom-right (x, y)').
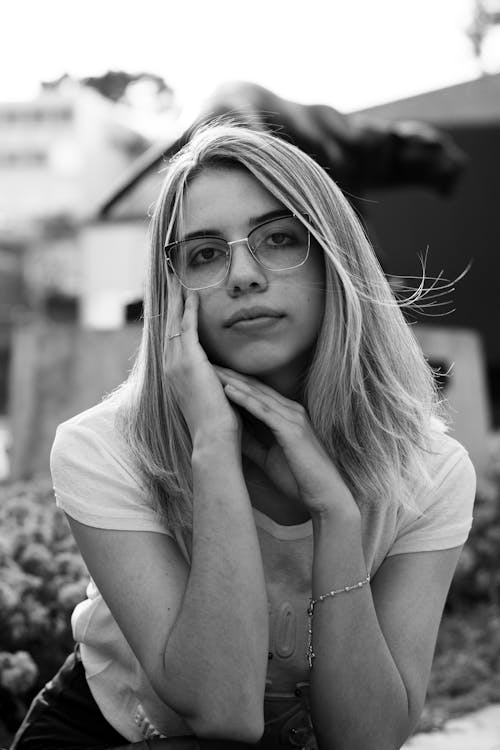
top-left (467, 0), bottom-right (500, 63)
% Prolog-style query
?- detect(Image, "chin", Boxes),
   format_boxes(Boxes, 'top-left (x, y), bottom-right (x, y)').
top-left (223, 351), bottom-right (297, 379)
top-left (234, 360), bottom-right (281, 376)
top-left (221, 356), bottom-right (282, 376)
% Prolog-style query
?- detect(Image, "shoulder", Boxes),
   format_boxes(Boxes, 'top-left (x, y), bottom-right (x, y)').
top-left (53, 392), bottom-right (124, 443)
top-left (51, 393), bottom-right (136, 479)
top-left (419, 427), bottom-right (476, 508)
top-left (388, 426), bottom-right (476, 556)
top-left (50, 394), bottom-right (169, 534)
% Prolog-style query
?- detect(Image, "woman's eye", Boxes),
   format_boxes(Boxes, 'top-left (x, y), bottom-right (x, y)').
top-left (190, 246), bottom-right (223, 265)
top-left (268, 232), bottom-right (290, 246)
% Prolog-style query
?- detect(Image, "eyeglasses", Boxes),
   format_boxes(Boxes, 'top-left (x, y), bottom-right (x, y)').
top-left (164, 213), bottom-right (311, 291)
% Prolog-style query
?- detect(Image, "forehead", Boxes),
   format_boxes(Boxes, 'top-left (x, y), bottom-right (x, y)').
top-left (182, 167), bottom-right (285, 234)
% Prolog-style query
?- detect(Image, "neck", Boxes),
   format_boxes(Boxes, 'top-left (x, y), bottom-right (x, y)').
top-left (257, 348), bottom-right (312, 401)
top-left (260, 370), bottom-right (301, 401)
top-left (239, 354), bottom-right (309, 450)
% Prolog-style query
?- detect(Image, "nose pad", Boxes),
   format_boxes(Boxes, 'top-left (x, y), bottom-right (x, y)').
top-left (226, 240), bottom-right (268, 292)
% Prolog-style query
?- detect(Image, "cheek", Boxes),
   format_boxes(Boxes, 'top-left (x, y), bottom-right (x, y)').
top-left (307, 251), bottom-right (326, 325)
top-left (196, 303), bottom-right (211, 341)
top-left (196, 296), bottom-right (221, 354)
top-left (301, 292), bottom-right (325, 344)
top-left (309, 243), bottom-right (326, 285)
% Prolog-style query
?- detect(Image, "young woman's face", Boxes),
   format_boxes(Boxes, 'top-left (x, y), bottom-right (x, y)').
top-left (180, 167), bottom-right (325, 382)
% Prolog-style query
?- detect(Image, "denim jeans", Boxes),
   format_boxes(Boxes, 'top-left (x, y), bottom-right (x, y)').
top-left (9, 648), bottom-right (253, 750)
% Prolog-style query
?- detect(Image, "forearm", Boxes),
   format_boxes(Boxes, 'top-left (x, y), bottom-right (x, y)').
top-left (164, 435), bottom-right (268, 738)
top-left (309, 512), bottom-right (410, 750)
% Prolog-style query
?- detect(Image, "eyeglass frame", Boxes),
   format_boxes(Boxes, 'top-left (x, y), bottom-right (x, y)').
top-left (164, 212), bottom-right (311, 291)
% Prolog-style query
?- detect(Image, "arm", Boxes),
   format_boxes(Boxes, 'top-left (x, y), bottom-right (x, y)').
top-left (165, 434), bottom-right (268, 737)
top-left (215, 367), bottom-right (469, 749)
top-left (309, 510), bottom-right (462, 750)
top-left (67, 438), bottom-right (268, 743)
top-left (193, 81), bottom-right (465, 194)
top-left (66, 295), bottom-right (269, 742)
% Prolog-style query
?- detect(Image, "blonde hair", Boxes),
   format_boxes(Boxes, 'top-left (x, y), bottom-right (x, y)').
top-left (118, 122), bottom-right (445, 530)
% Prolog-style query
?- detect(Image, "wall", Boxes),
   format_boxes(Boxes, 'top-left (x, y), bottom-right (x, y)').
top-left (362, 123), bottom-right (500, 429)
top-left (8, 322), bottom-right (141, 478)
top-left (0, 84), bottom-right (146, 222)
top-left (8, 322), bottom-right (490, 481)
top-left (79, 220), bottom-right (149, 328)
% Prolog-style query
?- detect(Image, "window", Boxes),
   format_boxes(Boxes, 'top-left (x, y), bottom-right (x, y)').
top-left (0, 150), bottom-right (48, 167)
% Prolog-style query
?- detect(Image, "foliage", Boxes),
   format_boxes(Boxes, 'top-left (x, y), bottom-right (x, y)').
top-left (466, 0), bottom-right (500, 60)
top-left (0, 651), bottom-right (38, 696)
top-left (418, 604), bottom-right (500, 732)
top-left (80, 70), bottom-right (172, 102)
top-left (0, 432), bottom-right (499, 737)
top-left (42, 70), bottom-right (173, 104)
top-left (0, 479), bottom-right (88, 729)
top-left (447, 432), bottom-right (500, 609)
top-left (417, 431), bottom-right (500, 731)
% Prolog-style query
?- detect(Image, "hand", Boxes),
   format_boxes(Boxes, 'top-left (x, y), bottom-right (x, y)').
top-left (214, 366), bottom-right (359, 520)
top-left (182, 81), bottom-right (464, 194)
top-left (164, 294), bottom-right (241, 443)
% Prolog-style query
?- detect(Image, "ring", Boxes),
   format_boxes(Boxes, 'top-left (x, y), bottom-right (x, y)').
top-left (168, 332), bottom-right (182, 340)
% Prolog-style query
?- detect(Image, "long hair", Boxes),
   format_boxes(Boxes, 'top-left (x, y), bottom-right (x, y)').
top-left (118, 122), bottom-right (445, 530)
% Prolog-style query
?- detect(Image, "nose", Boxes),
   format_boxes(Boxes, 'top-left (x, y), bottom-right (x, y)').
top-left (225, 239), bottom-right (269, 296)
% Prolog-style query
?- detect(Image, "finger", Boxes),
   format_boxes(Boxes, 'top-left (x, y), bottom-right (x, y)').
top-left (166, 287), bottom-right (184, 344)
top-left (214, 366), bottom-right (279, 396)
top-left (181, 291), bottom-right (198, 331)
top-left (224, 382), bottom-right (294, 435)
top-left (312, 104), bottom-right (352, 168)
top-left (216, 367), bottom-right (302, 413)
top-left (180, 291), bottom-right (200, 345)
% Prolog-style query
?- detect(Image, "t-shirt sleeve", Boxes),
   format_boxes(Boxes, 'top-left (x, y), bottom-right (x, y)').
top-left (50, 420), bottom-right (172, 536)
top-left (388, 444), bottom-right (476, 556)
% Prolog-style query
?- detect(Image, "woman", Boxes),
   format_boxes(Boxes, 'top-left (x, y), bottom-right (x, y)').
top-left (12, 123), bottom-right (475, 750)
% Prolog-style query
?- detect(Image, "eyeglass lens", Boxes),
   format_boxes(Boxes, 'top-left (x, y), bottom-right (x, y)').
top-left (168, 215), bottom-right (309, 290)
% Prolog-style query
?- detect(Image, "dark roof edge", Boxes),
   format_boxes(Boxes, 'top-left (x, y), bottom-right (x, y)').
top-left (351, 72), bottom-right (500, 117)
top-left (97, 134), bottom-right (183, 219)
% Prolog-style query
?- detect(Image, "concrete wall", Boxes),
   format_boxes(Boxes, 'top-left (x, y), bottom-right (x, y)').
top-left (79, 220), bottom-right (148, 329)
top-left (8, 322), bottom-right (141, 478)
top-left (364, 124), bottom-right (500, 371)
top-left (7, 322), bottom-right (490, 481)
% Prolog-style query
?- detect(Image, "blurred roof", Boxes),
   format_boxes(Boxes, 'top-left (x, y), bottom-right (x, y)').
top-left (353, 73), bottom-right (500, 126)
top-left (94, 76), bottom-right (498, 222)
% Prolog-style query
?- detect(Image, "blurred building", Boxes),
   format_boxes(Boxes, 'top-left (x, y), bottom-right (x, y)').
top-left (5, 76), bottom-right (497, 478)
top-left (73, 75), bottom-right (500, 354)
top-left (0, 77), bottom-right (179, 476)
top-left (0, 77), bottom-right (183, 322)
top-left (355, 72), bottom-right (500, 421)
top-left (0, 78), bottom-right (157, 224)
top-left (0, 92), bottom-right (76, 221)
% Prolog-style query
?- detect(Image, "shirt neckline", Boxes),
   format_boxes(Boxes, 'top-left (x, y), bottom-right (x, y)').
top-left (252, 507), bottom-right (313, 540)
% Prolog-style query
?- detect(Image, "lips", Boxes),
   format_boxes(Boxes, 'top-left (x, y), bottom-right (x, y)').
top-left (224, 306), bottom-right (285, 328)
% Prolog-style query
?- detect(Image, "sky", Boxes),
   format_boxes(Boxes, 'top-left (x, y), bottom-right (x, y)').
top-left (1, 0), bottom-right (500, 113)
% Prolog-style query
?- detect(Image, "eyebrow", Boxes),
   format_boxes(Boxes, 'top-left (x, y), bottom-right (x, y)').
top-left (182, 209), bottom-right (292, 242)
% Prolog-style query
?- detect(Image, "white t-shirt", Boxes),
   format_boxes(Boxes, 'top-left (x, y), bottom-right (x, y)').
top-left (50, 396), bottom-right (476, 744)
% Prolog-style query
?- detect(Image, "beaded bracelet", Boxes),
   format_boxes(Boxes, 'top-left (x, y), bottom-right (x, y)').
top-left (306, 574), bottom-right (371, 668)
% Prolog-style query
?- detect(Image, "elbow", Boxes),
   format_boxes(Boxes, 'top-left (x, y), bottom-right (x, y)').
top-left (190, 712), bottom-right (264, 744)
top-left (312, 708), bottom-right (413, 750)
top-left (315, 736), bottom-right (406, 750)
top-left (188, 689), bottom-right (265, 744)
top-left (152, 685), bottom-right (264, 743)
top-left (153, 654), bottom-right (266, 743)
